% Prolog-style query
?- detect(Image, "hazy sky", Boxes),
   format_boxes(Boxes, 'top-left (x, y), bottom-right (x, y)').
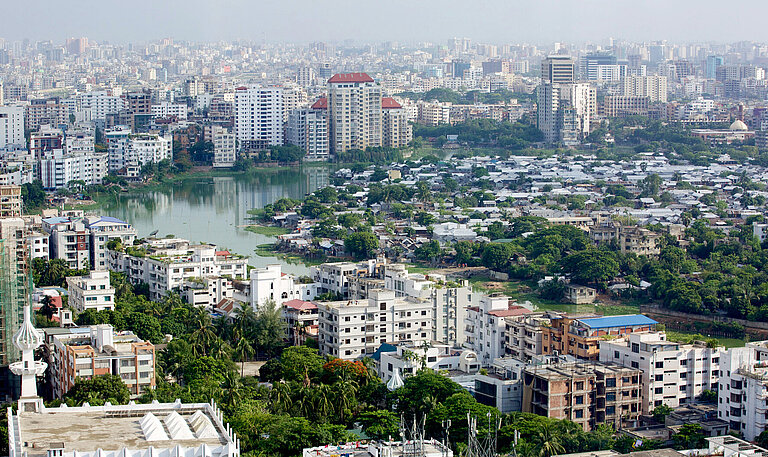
top-left (4, 0), bottom-right (766, 45)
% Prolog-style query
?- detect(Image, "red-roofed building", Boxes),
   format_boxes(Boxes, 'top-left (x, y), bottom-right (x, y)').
top-left (328, 73), bottom-right (382, 154)
top-left (282, 299), bottom-right (319, 345)
top-left (382, 97), bottom-right (412, 148)
top-left (381, 97), bottom-right (402, 109)
top-left (328, 73), bottom-right (374, 83)
top-left (310, 97), bottom-right (328, 110)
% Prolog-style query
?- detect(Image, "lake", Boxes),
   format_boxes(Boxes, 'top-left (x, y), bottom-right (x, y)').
top-left (99, 166), bottom-right (333, 276)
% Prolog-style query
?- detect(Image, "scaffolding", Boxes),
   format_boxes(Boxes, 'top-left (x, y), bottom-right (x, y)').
top-left (0, 237), bottom-right (26, 366)
top-left (400, 415), bottom-right (426, 457)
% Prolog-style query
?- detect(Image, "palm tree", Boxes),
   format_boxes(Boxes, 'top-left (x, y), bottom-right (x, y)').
top-left (234, 336), bottom-right (255, 377)
top-left (270, 382), bottom-right (293, 415)
top-left (220, 370), bottom-right (242, 410)
top-left (535, 423), bottom-right (565, 457)
top-left (235, 305), bottom-right (258, 340)
top-left (313, 384), bottom-right (333, 421)
top-left (190, 312), bottom-right (216, 356)
top-left (332, 377), bottom-right (358, 423)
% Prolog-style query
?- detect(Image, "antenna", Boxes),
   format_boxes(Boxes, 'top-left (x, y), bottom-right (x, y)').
top-left (467, 412), bottom-right (500, 457)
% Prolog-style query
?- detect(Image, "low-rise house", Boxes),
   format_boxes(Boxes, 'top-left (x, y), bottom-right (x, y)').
top-left (66, 270), bottom-right (116, 312)
top-left (283, 299), bottom-right (318, 345)
top-left (564, 284), bottom-right (597, 304)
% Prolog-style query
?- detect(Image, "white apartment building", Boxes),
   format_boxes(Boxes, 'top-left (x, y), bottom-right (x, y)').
top-left (318, 289), bottom-right (434, 359)
top-left (234, 85), bottom-right (284, 148)
top-left (327, 73), bottom-right (382, 154)
top-left (65, 131), bottom-right (95, 154)
top-left (151, 102), bottom-right (188, 120)
top-left (182, 276), bottom-right (233, 308)
top-left (537, 82), bottom-right (560, 144)
top-left (311, 260), bottom-right (379, 297)
top-left (66, 270), bottom-right (116, 312)
top-left (105, 126), bottom-right (132, 171)
top-left (26, 230), bottom-right (49, 260)
top-left (43, 215), bottom-right (137, 270)
top-left (287, 107), bottom-right (329, 161)
top-left (38, 150), bottom-right (108, 189)
top-left (247, 264), bottom-right (318, 309)
top-left (381, 264), bottom-right (471, 348)
top-left (126, 133), bottom-right (172, 168)
top-left (75, 91), bottom-right (125, 120)
top-left (211, 126), bottom-right (236, 167)
top-left (465, 295), bottom-right (530, 366)
top-left (718, 341), bottom-right (768, 440)
top-left (0, 106), bottom-right (24, 148)
top-left (107, 238), bottom-right (248, 300)
top-left (622, 75), bottom-right (668, 103)
top-left (599, 331), bottom-right (723, 414)
top-left (281, 84), bottom-right (308, 122)
top-left (379, 343), bottom-right (481, 382)
top-left (417, 101), bottom-right (451, 126)
top-left (382, 98), bottom-right (412, 148)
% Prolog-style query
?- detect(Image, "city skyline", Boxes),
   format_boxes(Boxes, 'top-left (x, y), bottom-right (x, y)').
top-left (2, 0), bottom-right (767, 45)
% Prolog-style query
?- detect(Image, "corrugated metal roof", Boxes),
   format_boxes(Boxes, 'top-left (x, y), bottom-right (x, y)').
top-left (577, 314), bottom-right (657, 329)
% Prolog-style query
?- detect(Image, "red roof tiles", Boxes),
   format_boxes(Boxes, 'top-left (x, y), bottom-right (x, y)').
top-left (382, 97), bottom-right (402, 109)
top-left (311, 97), bottom-right (328, 110)
top-left (328, 73), bottom-right (374, 83)
top-left (283, 299), bottom-right (318, 311)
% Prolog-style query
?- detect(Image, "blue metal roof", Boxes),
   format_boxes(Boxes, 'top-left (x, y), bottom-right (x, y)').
top-left (89, 216), bottom-right (129, 225)
top-left (578, 315), bottom-right (657, 329)
top-left (42, 217), bottom-right (70, 224)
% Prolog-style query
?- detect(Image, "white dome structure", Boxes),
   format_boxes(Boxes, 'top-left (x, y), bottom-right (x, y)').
top-left (730, 120), bottom-right (748, 131)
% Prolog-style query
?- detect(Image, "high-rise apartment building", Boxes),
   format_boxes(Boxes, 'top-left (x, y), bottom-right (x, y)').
top-left (210, 126), bottom-right (236, 167)
top-left (287, 103), bottom-right (329, 161)
top-left (718, 341), bottom-right (768, 440)
top-left (621, 75), bottom-right (668, 103)
top-left (234, 86), bottom-right (284, 150)
top-left (382, 98), bottom-right (412, 148)
top-left (25, 98), bottom-right (67, 131)
top-left (327, 73), bottom-right (382, 155)
top-left (541, 56), bottom-right (576, 84)
top-left (106, 132), bottom-right (171, 173)
top-left (38, 150), bottom-right (108, 190)
top-left (537, 82), bottom-right (560, 144)
top-left (0, 106), bottom-right (24, 148)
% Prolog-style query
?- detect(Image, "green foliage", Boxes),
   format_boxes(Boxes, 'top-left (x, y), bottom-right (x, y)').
top-left (561, 250), bottom-right (620, 287)
top-left (344, 232), bottom-right (379, 260)
top-left (652, 404), bottom-right (672, 423)
top-left (65, 374), bottom-right (130, 406)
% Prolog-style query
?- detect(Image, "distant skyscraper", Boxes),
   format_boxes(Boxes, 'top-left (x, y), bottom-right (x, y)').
top-left (317, 63), bottom-right (334, 83)
top-left (580, 53), bottom-right (617, 80)
top-left (541, 56), bottom-right (575, 83)
top-left (287, 100), bottom-right (329, 161)
top-left (622, 75), bottom-right (668, 103)
top-left (327, 73), bottom-right (382, 155)
top-left (706, 56), bottom-right (724, 80)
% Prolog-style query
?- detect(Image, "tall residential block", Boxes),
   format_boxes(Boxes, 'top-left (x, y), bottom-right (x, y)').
top-left (287, 101), bottom-right (329, 161)
top-left (234, 86), bottom-right (284, 150)
top-left (621, 75), bottom-right (668, 103)
top-left (0, 106), bottom-right (24, 148)
top-left (327, 73), bottom-right (382, 154)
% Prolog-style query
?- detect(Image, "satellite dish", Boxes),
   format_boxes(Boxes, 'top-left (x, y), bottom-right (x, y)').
top-left (149, 230), bottom-right (158, 237)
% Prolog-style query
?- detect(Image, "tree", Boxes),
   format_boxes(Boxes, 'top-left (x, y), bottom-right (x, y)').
top-left (652, 404), bottom-right (672, 423)
top-left (481, 243), bottom-right (514, 271)
top-left (534, 422), bottom-right (565, 457)
top-left (672, 424), bottom-right (705, 450)
top-left (234, 336), bottom-right (255, 377)
top-left (561, 250), bottom-right (619, 286)
top-left (264, 346), bottom-right (324, 383)
top-left (414, 240), bottom-right (442, 263)
top-left (65, 374), bottom-right (130, 406)
top-left (253, 299), bottom-right (287, 356)
top-left (344, 232), bottom-right (379, 260)
top-left (415, 212), bottom-right (436, 226)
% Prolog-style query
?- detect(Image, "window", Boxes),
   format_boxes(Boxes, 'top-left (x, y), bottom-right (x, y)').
top-left (574, 409), bottom-right (584, 419)
top-left (575, 381), bottom-right (584, 390)
top-left (655, 361), bottom-right (663, 368)
top-left (631, 361), bottom-right (639, 369)
top-left (614, 351), bottom-right (620, 359)
top-left (575, 395), bottom-right (584, 405)
top-left (606, 378), bottom-right (616, 387)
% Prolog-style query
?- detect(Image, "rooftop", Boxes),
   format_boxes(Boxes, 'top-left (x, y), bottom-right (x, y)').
top-left (328, 72), bottom-right (375, 83)
top-left (577, 314), bottom-right (657, 329)
top-left (9, 401), bottom-right (237, 457)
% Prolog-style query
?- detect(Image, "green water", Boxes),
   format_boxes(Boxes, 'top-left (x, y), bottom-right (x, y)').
top-left (100, 166), bottom-right (333, 275)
